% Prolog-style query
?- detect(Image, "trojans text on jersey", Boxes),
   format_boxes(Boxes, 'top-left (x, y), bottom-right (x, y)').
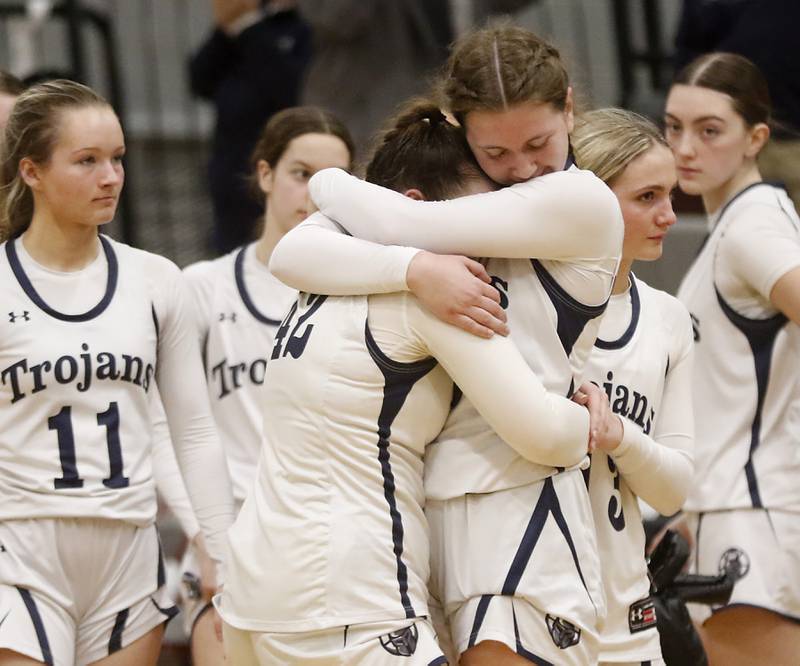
top-left (1, 342), bottom-right (154, 404)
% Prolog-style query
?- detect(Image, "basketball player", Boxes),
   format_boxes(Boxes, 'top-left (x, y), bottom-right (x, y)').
top-left (174, 106), bottom-right (354, 666)
top-left (270, 24), bottom-right (630, 666)
top-left (571, 108), bottom-right (694, 666)
top-left (666, 53), bottom-right (800, 665)
top-left (218, 99), bottom-right (616, 666)
top-left (0, 80), bottom-right (233, 666)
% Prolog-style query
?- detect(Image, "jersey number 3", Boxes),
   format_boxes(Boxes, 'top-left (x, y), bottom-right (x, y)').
top-left (607, 456), bottom-right (625, 531)
top-left (49, 402), bottom-right (129, 490)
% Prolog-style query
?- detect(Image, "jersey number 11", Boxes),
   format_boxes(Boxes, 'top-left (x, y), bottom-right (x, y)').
top-left (49, 402), bottom-right (130, 490)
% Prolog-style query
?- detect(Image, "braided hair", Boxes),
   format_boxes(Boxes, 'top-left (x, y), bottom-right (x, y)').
top-left (439, 21), bottom-right (570, 126)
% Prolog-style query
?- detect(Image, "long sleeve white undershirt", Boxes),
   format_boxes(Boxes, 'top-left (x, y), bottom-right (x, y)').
top-left (148, 253), bottom-right (234, 578)
top-left (369, 291), bottom-right (592, 467)
top-left (271, 213), bottom-right (418, 295)
top-left (151, 390), bottom-right (201, 540)
top-left (271, 166), bottom-right (623, 305)
top-left (609, 297), bottom-right (695, 516)
top-left (309, 167), bottom-right (622, 260)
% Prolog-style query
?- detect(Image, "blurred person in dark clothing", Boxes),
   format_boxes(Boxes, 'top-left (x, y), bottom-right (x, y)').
top-left (295, 0), bottom-right (451, 157)
top-left (296, 0), bottom-right (537, 160)
top-left (189, 0), bottom-right (312, 253)
top-left (674, 0), bottom-right (800, 210)
top-left (0, 70), bottom-right (25, 137)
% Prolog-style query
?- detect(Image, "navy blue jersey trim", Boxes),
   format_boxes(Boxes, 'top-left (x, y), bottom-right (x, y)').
top-left (501, 477), bottom-right (591, 604)
top-left (467, 595), bottom-right (494, 649)
top-left (595, 276), bottom-right (640, 350)
top-left (715, 288), bottom-right (787, 508)
top-left (108, 608), bottom-right (129, 654)
top-left (450, 384), bottom-right (463, 411)
top-left (513, 604), bottom-right (555, 665)
top-left (694, 183), bottom-right (773, 259)
top-left (530, 259), bottom-right (607, 357)
top-left (428, 656), bottom-right (448, 666)
top-left (157, 534), bottom-right (167, 587)
top-left (712, 182), bottom-right (772, 233)
top-left (16, 587), bottom-right (54, 665)
top-left (191, 602), bottom-right (215, 635)
top-left (582, 452), bottom-right (592, 488)
top-left (693, 513), bottom-right (704, 575)
top-left (6, 235), bottom-right (118, 322)
top-left (151, 304), bottom-right (160, 340)
top-left (234, 245), bottom-right (282, 325)
top-left (365, 321), bottom-right (436, 619)
top-left (364, 321), bottom-right (437, 375)
top-left (150, 598), bottom-right (180, 622)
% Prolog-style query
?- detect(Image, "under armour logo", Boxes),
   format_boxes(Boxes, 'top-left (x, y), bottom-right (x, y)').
top-left (628, 597), bottom-right (657, 633)
top-left (0, 543), bottom-right (5, 552)
top-left (379, 624), bottom-right (418, 657)
top-left (219, 312), bottom-right (237, 323)
top-left (8, 311), bottom-right (30, 323)
top-left (546, 614), bottom-right (581, 649)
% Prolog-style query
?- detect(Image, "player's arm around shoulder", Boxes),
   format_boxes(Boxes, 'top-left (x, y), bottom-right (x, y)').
top-left (271, 212), bottom-right (418, 295)
top-left (525, 167), bottom-right (625, 258)
top-left (403, 292), bottom-right (591, 467)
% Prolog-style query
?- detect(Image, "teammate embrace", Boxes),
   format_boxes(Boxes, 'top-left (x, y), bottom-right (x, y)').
top-left (1, 19), bottom-right (798, 666)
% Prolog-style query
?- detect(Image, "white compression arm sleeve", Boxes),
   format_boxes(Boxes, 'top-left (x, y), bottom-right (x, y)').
top-left (610, 309), bottom-right (695, 516)
top-left (309, 167), bottom-right (623, 262)
top-left (369, 292), bottom-right (591, 467)
top-left (151, 259), bottom-right (234, 579)
top-left (270, 212), bottom-right (419, 294)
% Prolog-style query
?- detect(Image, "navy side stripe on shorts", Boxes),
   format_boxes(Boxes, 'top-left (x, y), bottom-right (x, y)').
top-left (108, 608), bottom-right (129, 654)
top-left (16, 587), bottom-right (53, 666)
top-left (512, 602), bottom-right (554, 666)
top-left (501, 477), bottom-right (591, 605)
top-left (468, 595), bottom-right (494, 649)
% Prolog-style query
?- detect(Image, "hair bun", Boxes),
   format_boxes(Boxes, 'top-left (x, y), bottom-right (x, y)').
top-left (393, 100), bottom-right (448, 132)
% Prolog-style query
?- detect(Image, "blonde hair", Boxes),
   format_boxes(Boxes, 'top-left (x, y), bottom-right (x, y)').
top-left (0, 79), bottom-right (111, 242)
top-left (571, 108), bottom-right (667, 185)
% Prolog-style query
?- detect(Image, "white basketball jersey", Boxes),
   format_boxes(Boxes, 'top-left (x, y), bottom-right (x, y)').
top-left (222, 292), bottom-right (453, 632)
top-left (583, 276), bottom-right (692, 661)
top-left (0, 236), bottom-right (164, 526)
top-left (184, 244), bottom-right (296, 503)
top-left (425, 256), bottom-right (606, 500)
top-left (678, 183), bottom-right (800, 512)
